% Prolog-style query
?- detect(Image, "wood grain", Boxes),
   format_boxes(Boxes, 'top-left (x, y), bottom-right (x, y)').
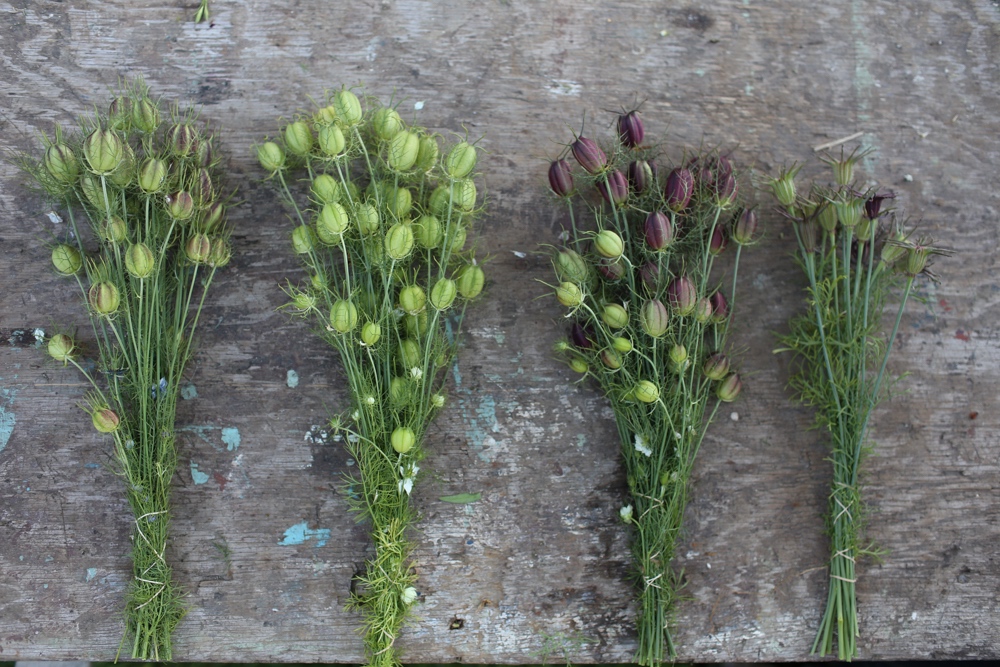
top-left (1, 0), bottom-right (998, 661)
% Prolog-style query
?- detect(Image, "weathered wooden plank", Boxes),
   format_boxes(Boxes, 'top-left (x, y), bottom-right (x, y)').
top-left (1, 0), bottom-right (999, 661)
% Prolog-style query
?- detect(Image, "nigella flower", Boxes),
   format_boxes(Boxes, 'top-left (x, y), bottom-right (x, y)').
top-left (634, 434), bottom-right (653, 457)
top-left (410, 367), bottom-right (423, 381)
top-left (619, 504), bottom-right (634, 524)
top-left (150, 377), bottom-right (168, 399)
top-left (398, 463), bottom-right (420, 496)
top-left (401, 586), bottom-right (418, 605)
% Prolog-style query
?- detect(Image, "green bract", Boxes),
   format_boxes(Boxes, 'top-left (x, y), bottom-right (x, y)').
top-left (264, 88), bottom-right (487, 667)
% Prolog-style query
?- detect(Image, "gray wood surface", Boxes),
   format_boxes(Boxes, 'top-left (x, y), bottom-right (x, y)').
top-left (1, 0), bottom-right (998, 661)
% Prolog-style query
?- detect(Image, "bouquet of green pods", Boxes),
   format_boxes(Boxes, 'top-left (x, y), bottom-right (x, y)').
top-left (258, 88), bottom-right (486, 667)
top-left (22, 79), bottom-right (232, 660)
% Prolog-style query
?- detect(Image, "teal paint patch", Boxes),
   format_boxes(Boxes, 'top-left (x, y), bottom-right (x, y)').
top-left (286, 369), bottom-right (299, 388)
top-left (0, 377), bottom-right (20, 454)
top-left (180, 383), bottom-right (198, 400)
top-left (278, 521), bottom-right (331, 548)
top-left (190, 461), bottom-right (210, 485)
top-left (221, 427), bottom-right (241, 451)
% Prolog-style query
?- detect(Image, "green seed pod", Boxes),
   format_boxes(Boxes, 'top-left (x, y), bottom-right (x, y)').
top-left (641, 299), bottom-right (669, 337)
top-left (612, 336), bottom-right (633, 354)
top-left (556, 282), bottom-right (583, 308)
top-left (284, 121), bottom-right (314, 156)
top-left (333, 90), bottom-right (363, 126)
top-left (633, 380), bottom-right (660, 404)
top-left (451, 178), bottom-right (477, 212)
top-left (200, 201), bottom-right (226, 233)
top-left (601, 348), bottom-right (623, 370)
top-left (384, 223), bottom-right (415, 260)
top-left (404, 311), bottom-right (429, 337)
top-left (448, 225), bottom-right (467, 252)
top-left (770, 168), bottom-right (798, 207)
top-left (669, 344), bottom-right (689, 372)
top-left (83, 128), bottom-right (124, 175)
top-left (168, 191), bottom-right (196, 221)
top-left (51, 244), bottom-right (83, 276)
top-left (88, 282), bottom-right (120, 316)
top-left (834, 199), bottom-right (862, 229)
top-left (415, 134), bottom-right (439, 172)
top-left (457, 265), bottom-right (485, 299)
top-left (107, 143), bottom-right (135, 188)
top-left (716, 373), bottom-right (743, 402)
top-left (47, 333), bottom-right (75, 364)
top-left (428, 185), bottom-right (451, 215)
top-left (387, 130), bottom-right (420, 172)
top-left (125, 242), bottom-right (156, 279)
top-left (430, 278), bottom-right (458, 310)
top-left (431, 393), bottom-right (446, 408)
top-left (290, 291), bottom-right (316, 313)
top-left (107, 96), bottom-right (131, 130)
top-left (318, 124), bottom-right (346, 157)
top-left (414, 215), bottom-right (443, 248)
top-left (594, 230), bottom-right (624, 259)
top-left (817, 203), bottom-right (838, 233)
top-left (703, 353), bottom-right (731, 381)
top-left (356, 203), bottom-right (381, 236)
top-left (391, 426), bottom-right (416, 454)
top-left (693, 297), bottom-right (713, 324)
top-left (208, 238), bottom-right (232, 268)
top-left (92, 408), bottom-right (121, 434)
top-left (361, 321), bottom-right (382, 346)
top-left (330, 300), bottom-right (359, 333)
top-left (257, 141), bottom-right (286, 173)
top-left (170, 123), bottom-right (199, 157)
top-left (602, 303), bottom-right (629, 329)
top-left (398, 339), bottom-right (421, 368)
top-left (387, 186), bottom-right (412, 220)
top-left (314, 105), bottom-right (338, 126)
top-left (138, 158), bottom-right (167, 194)
top-left (399, 285), bottom-right (427, 315)
top-left (185, 233), bottom-right (212, 263)
top-left (390, 377), bottom-right (408, 405)
top-left (311, 174), bottom-right (341, 204)
top-left (316, 202), bottom-right (350, 245)
top-left (101, 216), bottom-right (128, 244)
top-left (856, 217), bottom-right (875, 243)
top-left (445, 142), bottom-right (477, 179)
top-left (44, 144), bottom-right (80, 185)
top-left (291, 225), bottom-right (316, 254)
top-left (132, 98), bottom-right (160, 133)
top-left (568, 357), bottom-right (589, 374)
top-left (372, 108), bottom-right (403, 141)
top-left (80, 175), bottom-right (110, 213)
top-left (555, 249), bottom-right (591, 284)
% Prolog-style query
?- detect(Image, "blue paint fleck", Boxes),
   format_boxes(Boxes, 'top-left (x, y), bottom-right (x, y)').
top-left (84, 463), bottom-right (101, 469)
top-left (221, 427), bottom-right (241, 451)
top-left (190, 461), bottom-right (210, 485)
top-left (278, 521), bottom-right (331, 548)
top-left (86, 568), bottom-right (98, 582)
top-left (0, 377), bottom-right (20, 454)
top-left (286, 370), bottom-right (299, 388)
top-left (180, 383), bottom-right (198, 400)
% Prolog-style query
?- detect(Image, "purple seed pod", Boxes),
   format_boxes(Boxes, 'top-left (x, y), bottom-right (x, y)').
top-left (571, 136), bottom-right (607, 174)
top-left (717, 373), bottom-right (743, 402)
top-left (665, 168), bottom-right (694, 212)
top-left (627, 159), bottom-right (654, 194)
top-left (639, 261), bottom-right (660, 290)
top-left (733, 208), bottom-right (758, 245)
top-left (710, 290), bottom-right (729, 323)
top-left (714, 155), bottom-right (734, 181)
top-left (597, 169), bottom-right (629, 205)
top-left (694, 297), bottom-right (713, 323)
top-left (617, 110), bottom-right (645, 149)
top-left (716, 173), bottom-right (738, 205)
top-left (597, 258), bottom-right (626, 281)
top-left (570, 322), bottom-right (595, 349)
top-left (548, 159), bottom-right (574, 197)
top-left (709, 225), bottom-right (728, 255)
top-left (644, 211), bottom-right (674, 251)
top-left (703, 352), bottom-right (731, 381)
top-left (667, 275), bottom-right (697, 315)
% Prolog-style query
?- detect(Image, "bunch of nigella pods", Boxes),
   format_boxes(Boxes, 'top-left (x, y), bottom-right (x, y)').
top-left (770, 149), bottom-right (947, 661)
top-left (258, 87), bottom-right (487, 667)
top-left (21, 79), bottom-right (232, 660)
top-left (545, 109), bottom-right (753, 665)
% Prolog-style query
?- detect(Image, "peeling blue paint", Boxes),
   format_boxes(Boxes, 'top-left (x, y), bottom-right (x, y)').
top-left (190, 461), bottom-right (210, 485)
top-left (221, 427), bottom-right (241, 451)
top-left (180, 383), bottom-right (198, 400)
top-left (86, 568), bottom-right (98, 582)
top-left (286, 369), bottom-right (299, 388)
top-left (0, 377), bottom-right (20, 455)
top-left (278, 521), bottom-right (330, 548)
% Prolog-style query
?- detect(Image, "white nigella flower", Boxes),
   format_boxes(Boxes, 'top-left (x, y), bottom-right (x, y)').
top-left (634, 434), bottom-right (652, 457)
top-left (674, 431), bottom-right (683, 440)
top-left (410, 367), bottom-right (423, 381)
top-left (397, 463), bottom-right (419, 496)
top-left (365, 395), bottom-right (376, 406)
top-left (619, 504), bottom-right (634, 524)
top-left (401, 586), bottom-right (418, 605)
top-left (351, 409), bottom-right (360, 421)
